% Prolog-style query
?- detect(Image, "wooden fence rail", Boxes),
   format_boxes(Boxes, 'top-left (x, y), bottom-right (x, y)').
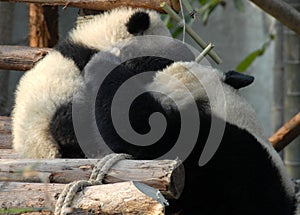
top-left (0, 46), bottom-right (50, 71)
top-left (0, 0), bottom-right (180, 12)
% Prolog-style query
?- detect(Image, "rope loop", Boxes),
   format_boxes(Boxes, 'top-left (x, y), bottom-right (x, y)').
top-left (54, 153), bottom-right (132, 215)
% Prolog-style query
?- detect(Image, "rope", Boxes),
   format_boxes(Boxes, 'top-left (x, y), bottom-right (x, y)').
top-left (54, 153), bottom-right (132, 215)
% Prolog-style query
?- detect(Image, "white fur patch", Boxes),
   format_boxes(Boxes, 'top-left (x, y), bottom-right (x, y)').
top-left (70, 7), bottom-right (171, 51)
top-left (12, 51), bottom-right (84, 158)
top-left (147, 61), bottom-right (295, 196)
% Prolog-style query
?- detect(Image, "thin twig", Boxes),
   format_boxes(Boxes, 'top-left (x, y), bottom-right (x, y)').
top-left (195, 43), bottom-right (214, 63)
top-left (160, 2), bottom-right (222, 64)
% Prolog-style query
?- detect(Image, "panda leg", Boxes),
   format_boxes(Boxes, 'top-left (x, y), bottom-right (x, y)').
top-left (50, 102), bottom-right (85, 158)
top-left (12, 112), bottom-right (62, 158)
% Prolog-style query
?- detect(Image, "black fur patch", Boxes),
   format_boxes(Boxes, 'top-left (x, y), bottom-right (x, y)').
top-left (55, 39), bottom-right (98, 71)
top-left (126, 11), bottom-right (150, 35)
top-left (95, 56), bottom-right (176, 159)
top-left (50, 102), bottom-right (85, 158)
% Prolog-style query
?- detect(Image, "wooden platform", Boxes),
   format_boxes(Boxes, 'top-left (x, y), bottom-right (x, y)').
top-left (0, 116), bottom-right (185, 214)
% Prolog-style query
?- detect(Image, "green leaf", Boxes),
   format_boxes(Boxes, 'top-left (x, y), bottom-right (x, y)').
top-left (236, 34), bottom-right (274, 72)
top-left (172, 26), bottom-right (184, 38)
top-left (182, 0), bottom-right (194, 12)
top-left (201, 8), bottom-right (210, 24)
top-left (236, 50), bottom-right (264, 72)
top-left (198, 0), bottom-right (209, 5)
top-left (197, 0), bottom-right (225, 25)
top-left (232, 0), bottom-right (244, 11)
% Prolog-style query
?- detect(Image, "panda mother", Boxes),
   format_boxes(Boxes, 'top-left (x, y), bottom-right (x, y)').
top-left (12, 7), bottom-right (296, 215)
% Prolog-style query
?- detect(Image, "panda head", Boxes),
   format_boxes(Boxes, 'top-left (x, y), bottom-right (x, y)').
top-left (69, 7), bottom-right (171, 50)
top-left (147, 61), bottom-right (264, 141)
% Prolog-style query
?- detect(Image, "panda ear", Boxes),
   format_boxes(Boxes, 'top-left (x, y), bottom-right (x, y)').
top-left (224, 70), bottom-right (254, 89)
top-left (126, 11), bottom-right (150, 35)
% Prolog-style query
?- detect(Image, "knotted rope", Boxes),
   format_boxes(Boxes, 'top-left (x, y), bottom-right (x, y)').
top-left (54, 153), bottom-right (132, 215)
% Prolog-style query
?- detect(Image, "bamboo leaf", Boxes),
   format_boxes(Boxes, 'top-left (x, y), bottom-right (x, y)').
top-left (198, 0), bottom-right (226, 25)
top-left (236, 34), bottom-right (274, 72)
top-left (198, 0), bottom-right (209, 5)
top-left (236, 49), bottom-right (264, 72)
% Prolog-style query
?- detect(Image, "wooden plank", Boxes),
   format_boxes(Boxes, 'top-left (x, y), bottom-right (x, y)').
top-left (0, 159), bottom-right (184, 199)
top-left (0, 45), bottom-right (50, 71)
top-left (0, 181), bottom-right (165, 215)
top-left (0, 0), bottom-right (180, 12)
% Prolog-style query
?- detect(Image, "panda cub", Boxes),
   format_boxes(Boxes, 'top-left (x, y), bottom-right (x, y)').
top-left (12, 7), bottom-right (171, 158)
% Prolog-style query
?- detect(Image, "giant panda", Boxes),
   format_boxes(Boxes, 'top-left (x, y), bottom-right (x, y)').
top-left (12, 6), bottom-right (296, 215)
top-left (83, 53), bottom-right (296, 214)
top-left (12, 7), bottom-right (171, 158)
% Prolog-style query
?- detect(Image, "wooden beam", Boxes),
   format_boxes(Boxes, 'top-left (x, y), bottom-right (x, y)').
top-left (0, 46), bottom-right (50, 71)
top-left (0, 159), bottom-right (184, 199)
top-left (0, 0), bottom-right (180, 12)
top-left (0, 181), bottom-right (165, 215)
top-left (250, 0), bottom-right (300, 36)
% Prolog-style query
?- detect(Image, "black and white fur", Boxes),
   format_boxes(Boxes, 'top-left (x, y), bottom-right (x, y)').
top-left (92, 59), bottom-right (296, 214)
top-left (12, 7), bottom-right (295, 215)
top-left (12, 7), bottom-right (171, 158)
top-left (149, 62), bottom-right (296, 214)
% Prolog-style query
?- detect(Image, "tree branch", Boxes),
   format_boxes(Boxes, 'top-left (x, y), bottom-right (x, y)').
top-left (0, 0), bottom-right (180, 12)
top-left (269, 112), bottom-right (300, 152)
top-left (0, 45), bottom-right (50, 71)
top-left (250, 0), bottom-right (300, 36)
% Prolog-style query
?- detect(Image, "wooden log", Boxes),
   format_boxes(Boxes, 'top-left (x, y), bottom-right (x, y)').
top-left (0, 149), bottom-right (20, 159)
top-left (0, 116), bottom-right (12, 149)
top-left (0, 181), bottom-right (165, 215)
top-left (0, 0), bottom-right (180, 13)
top-left (269, 112), bottom-right (300, 152)
top-left (0, 45), bottom-right (50, 71)
top-left (29, 4), bottom-right (59, 48)
top-left (0, 159), bottom-right (184, 199)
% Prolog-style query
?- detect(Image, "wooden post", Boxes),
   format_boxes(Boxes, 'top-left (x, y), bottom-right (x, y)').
top-left (29, 4), bottom-right (58, 48)
top-left (282, 0), bottom-right (300, 178)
